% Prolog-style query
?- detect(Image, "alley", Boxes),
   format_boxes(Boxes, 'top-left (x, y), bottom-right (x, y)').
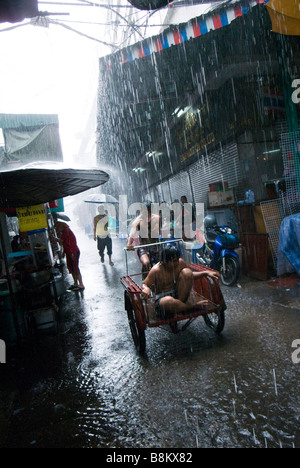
top-left (0, 221), bottom-right (299, 449)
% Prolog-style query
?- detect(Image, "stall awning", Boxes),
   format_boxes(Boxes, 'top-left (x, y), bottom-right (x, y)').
top-left (0, 163), bottom-right (109, 208)
top-left (266, 0), bottom-right (300, 36)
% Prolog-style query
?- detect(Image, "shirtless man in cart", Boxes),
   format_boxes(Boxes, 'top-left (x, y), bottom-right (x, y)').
top-left (141, 244), bottom-right (220, 318)
top-left (126, 201), bottom-right (162, 277)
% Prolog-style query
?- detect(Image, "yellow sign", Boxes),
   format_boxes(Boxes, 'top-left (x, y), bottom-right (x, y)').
top-left (17, 204), bottom-right (48, 232)
top-left (267, 0), bottom-right (300, 36)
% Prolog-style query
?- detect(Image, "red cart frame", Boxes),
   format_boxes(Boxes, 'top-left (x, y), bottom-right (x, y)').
top-left (121, 240), bottom-right (227, 354)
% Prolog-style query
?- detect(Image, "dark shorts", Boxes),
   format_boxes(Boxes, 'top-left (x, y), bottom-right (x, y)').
top-left (155, 290), bottom-right (177, 317)
top-left (97, 236), bottom-right (112, 256)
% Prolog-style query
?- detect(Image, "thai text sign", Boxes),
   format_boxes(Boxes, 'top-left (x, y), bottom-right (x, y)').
top-left (17, 204), bottom-right (47, 232)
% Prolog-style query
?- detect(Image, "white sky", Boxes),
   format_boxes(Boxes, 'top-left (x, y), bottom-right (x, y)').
top-left (0, 1), bottom-right (212, 165)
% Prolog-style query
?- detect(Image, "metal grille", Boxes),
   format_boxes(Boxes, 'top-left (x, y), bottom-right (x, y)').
top-left (260, 199), bottom-right (284, 269)
top-left (281, 131), bottom-right (300, 215)
top-left (169, 171), bottom-right (193, 203)
top-left (188, 142), bottom-right (241, 207)
top-left (158, 180), bottom-right (172, 204)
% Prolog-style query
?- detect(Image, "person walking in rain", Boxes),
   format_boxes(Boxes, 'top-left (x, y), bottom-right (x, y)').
top-left (94, 205), bottom-right (114, 266)
top-left (53, 221), bottom-right (85, 291)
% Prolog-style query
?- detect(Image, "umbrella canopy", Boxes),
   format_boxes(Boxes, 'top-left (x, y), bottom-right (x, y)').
top-left (84, 193), bottom-right (119, 204)
top-left (52, 212), bottom-right (71, 222)
top-left (0, 163), bottom-right (109, 208)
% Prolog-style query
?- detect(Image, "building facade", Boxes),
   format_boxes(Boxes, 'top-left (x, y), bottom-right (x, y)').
top-left (96, 2), bottom-right (300, 211)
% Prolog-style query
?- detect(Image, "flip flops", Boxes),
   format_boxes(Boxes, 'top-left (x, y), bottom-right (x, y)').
top-left (72, 286), bottom-right (85, 291)
top-left (68, 285), bottom-right (85, 291)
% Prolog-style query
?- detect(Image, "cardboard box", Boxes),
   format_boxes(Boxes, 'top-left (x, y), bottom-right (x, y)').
top-left (208, 189), bottom-right (235, 207)
top-left (209, 181), bottom-right (229, 192)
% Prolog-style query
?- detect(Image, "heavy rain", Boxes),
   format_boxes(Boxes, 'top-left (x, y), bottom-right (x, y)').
top-left (0, 0), bottom-right (300, 452)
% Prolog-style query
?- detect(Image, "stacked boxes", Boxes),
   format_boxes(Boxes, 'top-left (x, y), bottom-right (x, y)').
top-left (208, 181), bottom-right (234, 207)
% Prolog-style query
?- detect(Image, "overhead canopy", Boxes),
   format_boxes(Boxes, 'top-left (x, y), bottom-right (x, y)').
top-left (0, 163), bottom-right (109, 208)
top-left (126, 0), bottom-right (234, 11)
top-left (0, 0), bottom-right (38, 24)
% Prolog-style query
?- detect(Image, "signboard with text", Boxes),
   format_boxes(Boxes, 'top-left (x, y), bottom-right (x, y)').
top-left (16, 204), bottom-right (47, 232)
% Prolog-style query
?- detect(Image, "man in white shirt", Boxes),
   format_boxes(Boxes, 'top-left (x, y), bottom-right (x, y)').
top-left (94, 205), bottom-right (114, 266)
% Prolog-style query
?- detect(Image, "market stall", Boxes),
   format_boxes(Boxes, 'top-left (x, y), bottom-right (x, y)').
top-left (0, 162), bottom-right (109, 343)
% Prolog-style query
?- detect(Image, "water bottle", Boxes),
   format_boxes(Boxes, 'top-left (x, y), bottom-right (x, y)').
top-left (245, 189), bottom-right (255, 203)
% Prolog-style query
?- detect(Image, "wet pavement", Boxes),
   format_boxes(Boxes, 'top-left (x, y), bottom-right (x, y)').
top-left (0, 222), bottom-right (300, 448)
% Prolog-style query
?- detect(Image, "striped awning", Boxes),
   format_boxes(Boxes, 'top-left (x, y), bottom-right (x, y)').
top-left (104, 0), bottom-right (269, 67)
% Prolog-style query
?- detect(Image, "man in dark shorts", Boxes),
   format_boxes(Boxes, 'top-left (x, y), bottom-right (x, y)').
top-left (93, 205), bottom-right (114, 265)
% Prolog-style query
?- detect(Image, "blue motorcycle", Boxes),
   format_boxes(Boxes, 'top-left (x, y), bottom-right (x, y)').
top-left (196, 214), bottom-right (240, 286)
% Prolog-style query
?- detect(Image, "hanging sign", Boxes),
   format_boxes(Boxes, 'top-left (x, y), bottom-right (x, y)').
top-left (49, 198), bottom-right (64, 213)
top-left (17, 204), bottom-right (47, 232)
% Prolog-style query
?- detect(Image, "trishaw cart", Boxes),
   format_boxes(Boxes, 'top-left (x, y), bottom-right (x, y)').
top-left (121, 240), bottom-right (227, 354)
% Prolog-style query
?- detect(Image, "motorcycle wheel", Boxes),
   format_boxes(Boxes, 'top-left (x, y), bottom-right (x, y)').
top-left (219, 255), bottom-right (240, 287)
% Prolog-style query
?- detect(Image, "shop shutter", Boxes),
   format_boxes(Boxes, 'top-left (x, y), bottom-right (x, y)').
top-left (168, 171), bottom-right (193, 203)
top-left (188, 142), bottom-right (241, 207)
top-left (159, 181), bottom-right (172, 204)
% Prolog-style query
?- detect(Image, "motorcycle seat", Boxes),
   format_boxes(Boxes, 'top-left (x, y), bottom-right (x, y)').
top-left (205, 228), bottom-right (218, 244)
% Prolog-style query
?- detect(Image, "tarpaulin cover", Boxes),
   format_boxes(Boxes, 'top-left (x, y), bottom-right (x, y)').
top-left (2, 126), bottom-right (64, 164)
top-left (0, 0), bottom-right (38, 24)
top-left (0, 114), bottom-right (63, 166)
top-left (277, 213), bottom-right (300, 276)
top-left (0, 163), bottom-right (109, 208)
top-left (267, 0), bottom-right (300, 36)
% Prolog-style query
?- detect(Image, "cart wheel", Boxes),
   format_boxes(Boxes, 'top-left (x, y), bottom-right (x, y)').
top-left (124, 292), bottom-right (146, 354)
top-left (203, 308), bottom-right (225, 335)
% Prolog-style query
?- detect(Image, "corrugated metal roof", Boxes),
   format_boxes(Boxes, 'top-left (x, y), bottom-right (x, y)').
top-left (0, 114), bottom-right (59, 129)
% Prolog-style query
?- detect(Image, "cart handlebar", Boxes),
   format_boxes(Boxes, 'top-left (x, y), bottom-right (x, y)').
top-left (123, 238), bottom-right (183, 275)
top-left (124, 238), bottom-right (183, 251)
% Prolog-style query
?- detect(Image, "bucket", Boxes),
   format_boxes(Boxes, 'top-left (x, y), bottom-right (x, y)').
top-left (30, 306), bottom-right (57, 331)
top-left (0, 292), bottom-right (27, 343)
top-left (50, 273), bottom-right (66, 298)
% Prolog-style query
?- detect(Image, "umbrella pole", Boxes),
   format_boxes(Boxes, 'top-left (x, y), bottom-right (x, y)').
top-left (0, 217), bottom-right (21, 344)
